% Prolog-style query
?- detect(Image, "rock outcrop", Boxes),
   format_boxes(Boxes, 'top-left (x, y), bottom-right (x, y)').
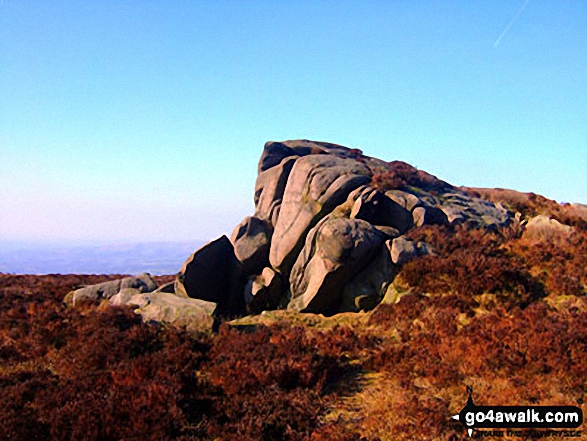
top-left (175, 236), bottom-right (244, 316)
top-left (65, 273), bottom-right (157, 306)
top-left (288, 215), bottom-right (384, 314)
top-left (230, 216), bottom-right (271, 276)
top-left (69, 139), bottom-right (522, 327)
top-left (269, 154), bottom-right (373, 274)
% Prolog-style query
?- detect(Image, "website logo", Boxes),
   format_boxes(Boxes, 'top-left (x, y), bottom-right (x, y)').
top-left (452, 387), bottom-right (583, 437)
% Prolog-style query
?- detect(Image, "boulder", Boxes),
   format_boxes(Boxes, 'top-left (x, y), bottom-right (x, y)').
top-left (279, 140), bottom-right (392, 172)
top-left (254, 156), bottom-right (297, 223)
top-left (438, 192), bottom-right (511, 227)
top-left (440, 205), bottom-right (466, 225)
top-left (373, 225), bottom-right (401, 238)
top-left (128, 291), bottom-right (216, 333)
top-left (281, 139), bottom-right (342, 157)
top-left (269, 155), bottom-right (373, 274)
top-left (390, 236), bottom-right (432, 266)
top-left (110, 288), bottom-right (141, 306)
top-left (230, 216), bottom-right (271, 276)
top-left (154, 281), bottom-right (176, 294)
top-left (65, 273), bottom-right (157, 306)
top-left (349, 186), bottom-right (413, 233)
top-left (120, 272), bottom-right (158, 293)
top-left (340, 240), bottom-right (399, 312)
top-left (244, 267), bottom-right (285, 314)
top-left (175, 236), bottom-right (244, 317)
top-left (288, 216), bottom-right (384, 314)
top-left (258, 141), bottom-right (297, 173)
top-left (412, 205), bottom-right (449, 227)
top-left (385, 190), bottom-right (421, 211)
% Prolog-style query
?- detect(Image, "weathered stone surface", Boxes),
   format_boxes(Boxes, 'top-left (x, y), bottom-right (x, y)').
top-left (258, 141), bottom-right (297, 173)
top-left (373, 225), bottom-right (401, 238)
top-left (412, 205), bottom-right (449, 227)
top-left (281, 139), bottom-right (347, 158)
top-left (244, 267), bottom-right (284, 314)
top-left (128, 291), bottom-right (216, 333)
top-left (120, 272), bottom-right (158, 293)
top-left (175, 236), bottom-right (244, 316)
top-left (385, 190), bottom-right (421, 212)
top-left (440, 205), bottom-right (466, 225)
top-left (65, 273), bottom-right (157, 306)
top-left (254, 156), bottom-right (297, 223)
top-left (340, 240), bottom-right (399, 312)
top-left (288, 216), bottom-right (384, 314)
top-left (279, 139), bottom-right (391, 172)
top-left (390, 236), bottom-right (432, 266)
top-left (110, 288), bottom-right (141, 306)
top-left (230, 216), bottom-right (271, 276)
top-left (350, 187), bottom-right (413, 233)
top-left (154, 281), bottom-right (176, 294)
top-left (269, 155), bottom-right (373, 274)
top-left (438, 192), bottom-right (511, 227)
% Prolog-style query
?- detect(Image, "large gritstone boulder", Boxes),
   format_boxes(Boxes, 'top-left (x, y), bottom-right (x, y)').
top-left (412, 205), bottom-right (449, 227)
top-left (175, 236), bottom-right (244, 317)
top-left (257, 141), bottom-right (298, 173)
top-left (288, 216), bottom-right (384, 314)
top-left (349, 186), bottom-right (414, 233)
top-left (438, 192), bottom-right (511, 227)
top-left (269, 155), bottom-right (373, 275)
top-left (254, 156), bottom-right (297, 225)
top-left (65, 273), bottom-right (157, 306)
top-left (390, 236), bottom-right (432, 266)
top-left (126, 292), bottom-right (216, 333)
top-left (244, 267), bottom-right (285, 314)
top-left (340, 240), bottom-right (399, 313)
top-left (230, 216), bottom-right (272, 277)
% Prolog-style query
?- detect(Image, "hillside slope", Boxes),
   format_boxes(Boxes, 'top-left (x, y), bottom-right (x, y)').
top-left (1, 140), bottom-right (585, 440)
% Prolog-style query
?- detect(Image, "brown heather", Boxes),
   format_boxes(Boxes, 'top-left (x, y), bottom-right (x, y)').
top-left (1, 194), bottom-right (586, 440)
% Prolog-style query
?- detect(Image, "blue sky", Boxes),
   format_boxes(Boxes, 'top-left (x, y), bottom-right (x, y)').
top-left (1, 0), bottom-right (585, 245)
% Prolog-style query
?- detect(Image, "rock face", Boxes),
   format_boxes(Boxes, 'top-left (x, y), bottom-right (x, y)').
top-left (254, 156), bottom-right (297, 225)
top-left (390, 237), bottom-right (432, 266)
top-left (288, 216), bottom-right (383, 314)
top-left (65, 273), bottom-right (157, 306)
top-left (340, 240), bottom-right (399, 313)
top-left (269, 154), bottom-right (373, 274)
top-left (127, 292), bottom-right (216, 333)
top-left (349, 186), bottom-right (413, 233)
top-left (67, 139), bottom-right (520, 323)
top-left (175, 236), bottom-right (244, 316)
top-left (230, 216), bottom-right (271, 276)
top-left (244, 267), bottom-right (284, 314)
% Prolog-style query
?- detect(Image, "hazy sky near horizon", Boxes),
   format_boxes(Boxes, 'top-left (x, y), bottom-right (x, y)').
top-left (1, 0), bottom-right (586, 245)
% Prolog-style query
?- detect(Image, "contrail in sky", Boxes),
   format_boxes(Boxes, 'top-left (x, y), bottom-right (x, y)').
top-left (493, 0), bottom-right (531, 47)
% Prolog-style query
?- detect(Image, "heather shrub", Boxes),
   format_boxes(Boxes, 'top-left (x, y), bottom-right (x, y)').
top-left (468, 188), bottom-right (587, 231)
top-left (3, 256), bottom-right (585, 441)
top-left (363, 294), bottom-right (587, 440)
top-left (401, 225), bottom-right (545, 309)
top-left (206, 324), bottom-right (343, 394)
top-left (199, 324), bottom-right (352, 440)
top-left (0, 275), bottom-right (355, 441)
top-left (371, 161), bottom-right (450, 193)
top-left (508, 229), bottom-right (587, 297)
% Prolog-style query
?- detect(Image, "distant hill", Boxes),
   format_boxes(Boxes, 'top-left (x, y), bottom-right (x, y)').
top-left (0, 241), bottom-right (205, 275)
